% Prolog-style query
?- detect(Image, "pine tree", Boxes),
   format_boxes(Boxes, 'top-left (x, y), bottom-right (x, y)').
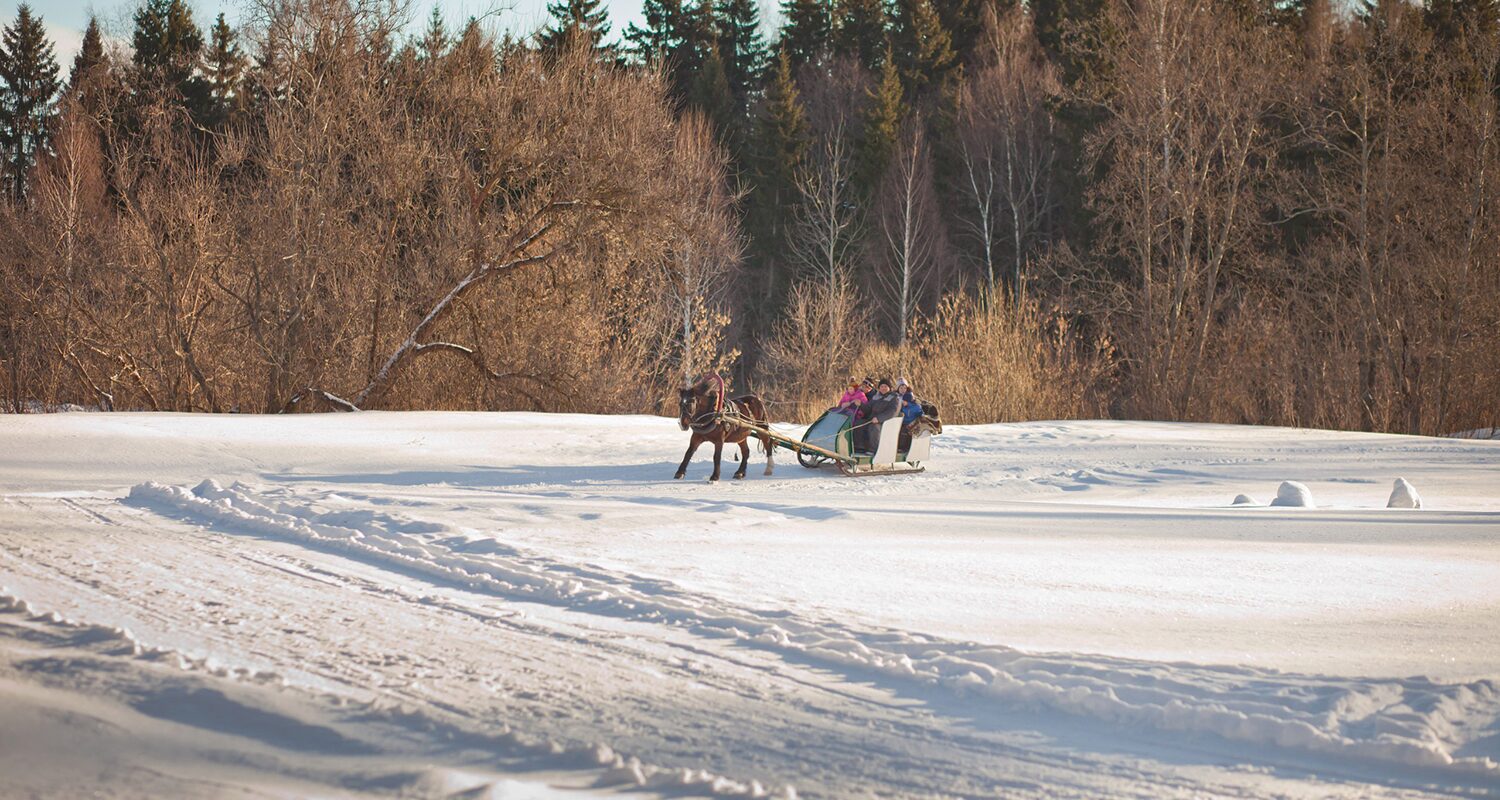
top-left (891, 0), bottom-right (956, 93)
top-left (68, 15), bottom-right (106, 91)
top-left (690, 42), bottom-right (737, 136)
top-left (832, 0), bottom-right (887, 72)
top-left (131, 0), bottom-right (208, 118)
top-left (715, 0), bottom-right (766, 106)
top-left (627, 0), bottom-right (686, 62)
top-left (858, 45), bottom-right (904, 195)
top-left (1424, 0), bottom-right (1500, 43)
top-left (202, 13), bottom-right (243, 127)
top-left (451, 18), bottom-right (496, 75)
top-left (420, 6), bottom-right (449, 61)
top-left (748, 50), bottom-right (811, 319)
top-left (931, 0), bottom-right (990, 63)
top-left (0, 3), bottom-right (61, 200)
top-left (780, 0), bottom-right (832, 69)
top-left (538, 0), bottom-right (612, 54)
top-left (1030, 0), bottom-right (1111, 87)
top-left (627, 0), bottom-right (715, 99)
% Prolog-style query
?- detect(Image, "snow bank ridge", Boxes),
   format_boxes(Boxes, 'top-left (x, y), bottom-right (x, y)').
top-left (0, 587), bottom-right (286, 683)
top-left (127, 480), bottom-right (1500, 779)
top-left (2, 578), bottom-right (791, 800)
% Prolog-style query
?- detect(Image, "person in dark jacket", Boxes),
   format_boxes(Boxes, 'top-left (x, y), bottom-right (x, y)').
top-left (858, 377), bottom-right (901, 452)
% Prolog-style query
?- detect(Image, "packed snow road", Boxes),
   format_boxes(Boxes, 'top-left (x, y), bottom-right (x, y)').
top-left (1, 412), bottom-right (1498, 798)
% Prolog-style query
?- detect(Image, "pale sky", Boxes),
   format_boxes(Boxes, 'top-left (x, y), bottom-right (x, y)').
top-left (8, 0), bottom-right (777, 70)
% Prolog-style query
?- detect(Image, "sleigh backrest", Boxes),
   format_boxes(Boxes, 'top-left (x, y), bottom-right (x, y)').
top-left (872, 418), bottom-right (903, 466)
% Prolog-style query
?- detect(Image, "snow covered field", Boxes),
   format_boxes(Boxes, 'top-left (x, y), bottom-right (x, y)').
top-left (2, 411), bottom-right (1498, 798)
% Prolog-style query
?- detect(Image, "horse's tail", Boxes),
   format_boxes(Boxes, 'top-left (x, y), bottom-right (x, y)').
top-left (749, 395), bottom-right (773, 457)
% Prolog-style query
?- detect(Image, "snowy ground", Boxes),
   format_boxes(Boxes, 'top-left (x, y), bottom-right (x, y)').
top-left (2, 411), bottom-right (1498, 799)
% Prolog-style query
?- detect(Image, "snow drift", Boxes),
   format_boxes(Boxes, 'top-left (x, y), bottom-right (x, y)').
top-left (128, 478), bottom-right (1500, 778)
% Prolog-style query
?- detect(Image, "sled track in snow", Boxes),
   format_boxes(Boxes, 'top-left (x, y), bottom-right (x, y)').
top-left (129, 479), bottom-right (1500, 784)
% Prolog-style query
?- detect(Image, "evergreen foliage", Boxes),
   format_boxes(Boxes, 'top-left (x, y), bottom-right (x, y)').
top-left (690, 42), bottom-right (737, 135)
top-left (69, 16), bottom-right (106, 91)
top-left (858, 46), bottom-right (904, 196)
top-left (420, 7), bottom-right (449, 61)
top-left (0, 3), bottom-right (60, 199)
top-left (832, 0), bottom-right (888, 71)
top-left (1423, 0), bottom-right (1500, 43)
top-left (780, 0), bottom-right (832, 69)
top-left (203, 13), bottom-right (244, 127)
top-left (1030, 0), bottom-right (1111, 86)
top-left (744, 49), bottom-right (811, 331)
top-left (539, 0), bottom-right (612, 54)
top-left (132, 0), bottom-right (206, 106)
top-left (715, 0), bottom-right (766, 105)
top-left (627, 0), bottom-right (715, 100)
top-left (891, 0), bottom-right (957, 93)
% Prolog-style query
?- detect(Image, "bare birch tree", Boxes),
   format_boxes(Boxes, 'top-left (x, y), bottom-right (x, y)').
top-left (957, 4), bottom-right (1061, 295)
top-left (875, 123), bottom-right (947, 344)
top-left (1086, 0), bottom-right (1282, 417)
top-left (786, 128), bottom-right (863, 360)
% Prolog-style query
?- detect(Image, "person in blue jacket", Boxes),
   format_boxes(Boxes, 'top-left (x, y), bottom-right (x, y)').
top-left (896, 378), bottom-right (922, 426)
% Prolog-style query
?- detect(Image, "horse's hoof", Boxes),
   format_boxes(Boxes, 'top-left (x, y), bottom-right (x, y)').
top-left (734, 473), bottom-right (745, 480)
top-left (674, 472), bottom-right (684, 480)
top-left (708, 476), bottom-right (719, 483)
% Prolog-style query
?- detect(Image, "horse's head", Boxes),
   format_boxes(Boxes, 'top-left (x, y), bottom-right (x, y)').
top-left (678, 385), bottom-right (700, 431)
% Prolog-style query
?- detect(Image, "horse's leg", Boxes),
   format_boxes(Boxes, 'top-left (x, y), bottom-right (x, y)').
top-left (675, 436), bottom-right (702, 479)
top-left (709, 439), bottom-right (724, 482)
top-left (763, 433), bottom-right (775, 476)
top-left (734, 438), bottom-right (749, 479)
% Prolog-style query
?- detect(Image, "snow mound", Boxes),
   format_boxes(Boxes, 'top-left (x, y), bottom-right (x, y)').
top-left (1388, 478), bottom-right (1422, 509)
top-left (125, 480), bottom-right (1500, 779)
top-left (1231, 494), bottom-right (1256, 506)
top-left (1269, 481), bottom-right (1315, 508)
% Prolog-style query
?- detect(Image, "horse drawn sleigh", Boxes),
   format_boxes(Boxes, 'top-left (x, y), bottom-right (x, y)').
top-left (675, 374), bottom-right (939, 481)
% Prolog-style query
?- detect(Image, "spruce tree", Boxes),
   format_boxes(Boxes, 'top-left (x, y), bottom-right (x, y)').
top-left (931, 0), bottom-right (990, 63)
top-left (1030, 0), bottom-right (1111, 87)
top-left (690, 42), bottom-right (737, 136)
top-left (202, 13), bottom-right (243, 127)
top-left (627, 0), bottom-right (685, 62)
top-left (131, 0), bottom-right (208, 118)
top-left (858, 46), bottom-right (903, 196)
top-left (538, 0), bottom-right (612, 54)
top-left (779, 0), bottom-right (831, 69)
top-left (891, 0), bottom-right (956, 94)
top-left (748, 49), bottom-right (810, 318)
top-left (420, 6), bottom-right (448, 61)
top-left (627, 0), bottom-right (715, 99)
top-left (1424, 0), bottom-right (1500, 43)
top-left (832, 0), bottom-right (887, 72)
top-left (715, 0), bottom-right (766, 105)
top-left (0, 3), bottom-right (61, 200)
top-left (68, 15), bottom-right (106, 91)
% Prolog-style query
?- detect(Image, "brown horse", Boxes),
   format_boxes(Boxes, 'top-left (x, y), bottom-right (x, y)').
top-left (675, 374), bottom-right (775, 482)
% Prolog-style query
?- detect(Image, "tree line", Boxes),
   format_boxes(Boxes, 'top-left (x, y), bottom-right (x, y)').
top-left (1, 0), bottom-right (1497, 435)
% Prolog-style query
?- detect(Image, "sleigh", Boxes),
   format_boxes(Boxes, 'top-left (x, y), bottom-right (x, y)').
top-left (795, 409), bottom-right (933, 476)
top-left (720, 406), bottom-right (935, 477)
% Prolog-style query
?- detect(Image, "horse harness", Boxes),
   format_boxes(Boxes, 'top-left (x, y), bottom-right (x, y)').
top-left (687, 374), bottom-right (753, 435)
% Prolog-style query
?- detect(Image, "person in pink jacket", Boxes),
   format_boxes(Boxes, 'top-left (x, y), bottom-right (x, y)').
top-left (834, 377), bottom-right (868, 416)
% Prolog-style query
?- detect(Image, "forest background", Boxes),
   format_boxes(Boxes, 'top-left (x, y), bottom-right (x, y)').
top-left (1, 0), bottom-right (1496, 433)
